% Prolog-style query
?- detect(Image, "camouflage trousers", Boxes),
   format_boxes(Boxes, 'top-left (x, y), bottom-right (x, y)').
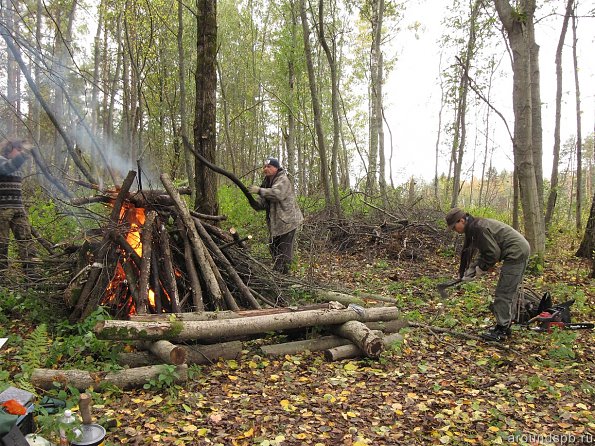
top-left (0, 208), bottom-right (38, 278)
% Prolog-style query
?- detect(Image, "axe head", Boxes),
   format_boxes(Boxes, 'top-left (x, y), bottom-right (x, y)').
top-left (436, 278), bottom-right (463, 299)
top-left (436, 283), bottom-right (449, 299)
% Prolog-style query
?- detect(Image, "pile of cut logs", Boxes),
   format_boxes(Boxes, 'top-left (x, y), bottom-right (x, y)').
top-left (31, 301), bottom-right (407, 390)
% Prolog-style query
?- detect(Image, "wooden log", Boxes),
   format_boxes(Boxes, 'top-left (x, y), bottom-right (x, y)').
top-left (121, 260), bottom-right (140, 311)
top-left (206, 245), bottom-right (237, 310)
top-left (94, 306), bottom-right (401, 342)
top-left (193, 217), bottom-right (259, 309)
top-left (201, 221), bottom-right (233, 243)
top-left (157, 222), bottom-right (180, 312)
top-left (261, 335), bottom-right (356, 356)
top-left (118, 341), bottom-right (242, 367)
top-left (137, 210), bottom-right (157, 314)
top-left (324, 332), bottom-right (404, 362)
top-left (190, 210), bottom-right (227, 222)
top-left (78, 393), bottom-right (93, 425)
top-left (176, 219), bottom-right (204, 310)
top-left (331, 320), bottom-right (384, 358)
top-left (110, 231), bottom-right (142, 267)
top-left (138, 340), bottom-right (187, 365)
top-left (229, 227), bottom-right (248, 248)
top-left (312, 289), bottom-right (366, 306)
top-left (150, 252), bottom-right (163, 313)
top-left (353, 291), bottom-right (399, 305)
top-left (30, 364), bottom-right (188, 390)
top-left (130, 310), bottom-right (241, 322)
top-left (161, 173), bottom-right (222, 306)
top-left (128, 303), bottom-right (343, 322)
top-left (69, 171), bottom-right (137, 323)
top-left (118, 351), bottom-right (158, 368)
top-left (261, 329), bottom-right (384, 356)
top-left (365, 319), bottom-right (409, 333)
top-left (183, 341), bottom-right (242, 364)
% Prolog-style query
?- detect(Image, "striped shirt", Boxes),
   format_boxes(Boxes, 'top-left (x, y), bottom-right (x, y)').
top-left (0, 153), bottom-right (28, 209)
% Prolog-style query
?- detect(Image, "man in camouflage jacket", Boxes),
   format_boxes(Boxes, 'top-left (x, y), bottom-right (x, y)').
top-left (249, 157), bottom-right (303, 274)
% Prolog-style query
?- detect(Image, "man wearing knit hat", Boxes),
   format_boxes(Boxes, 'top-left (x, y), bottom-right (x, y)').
top-left (0, 138), bottom-right (38, 281)
top-left (445, 208), bottom-right (531, 342)
top-left (248, 157), bottom-right (303, 274)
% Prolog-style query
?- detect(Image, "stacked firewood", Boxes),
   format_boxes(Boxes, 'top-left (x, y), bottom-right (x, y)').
top-left (30, 302), bottom-right (407, 390)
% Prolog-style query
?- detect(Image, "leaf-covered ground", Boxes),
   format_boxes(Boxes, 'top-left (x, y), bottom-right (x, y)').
top-left (2, 225), bottom-right (594, 445)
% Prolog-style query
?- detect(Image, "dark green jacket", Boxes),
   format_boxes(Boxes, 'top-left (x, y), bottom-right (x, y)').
top-left (459, 216), bottom-right (530, 277)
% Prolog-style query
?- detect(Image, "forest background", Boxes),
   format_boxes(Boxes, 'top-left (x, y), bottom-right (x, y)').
top-left (1, 0), bottom-right (594, 246)
top-left (2, 1), bottom-right (595, 444)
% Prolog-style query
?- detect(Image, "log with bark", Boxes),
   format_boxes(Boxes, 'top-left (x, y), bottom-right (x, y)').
top-left (94, 306), bottom-right (401, 343)
top-left (30, 364), bottom-right (188, 390)
top-left (119, 340), bottom-right (242, 367)
top-left (137, 340), bottom-right (187, 365)
top-left (323, 332), bottom-right (404, 362)
top-left (331, 320), bottom-right (384, 358)
top-left (128, 303), bottom-right (339, 322)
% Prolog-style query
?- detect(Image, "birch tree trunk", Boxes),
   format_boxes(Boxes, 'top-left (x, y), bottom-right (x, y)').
top-left (318, 0), bottom-right (342, 216)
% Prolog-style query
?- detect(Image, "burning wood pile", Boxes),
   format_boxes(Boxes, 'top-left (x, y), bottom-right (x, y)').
top-left (66, 170), bottom-right (292, 324)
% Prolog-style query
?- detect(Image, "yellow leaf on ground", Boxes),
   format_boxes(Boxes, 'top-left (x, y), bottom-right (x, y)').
top-left (243, 427), bottom-right (254, 437)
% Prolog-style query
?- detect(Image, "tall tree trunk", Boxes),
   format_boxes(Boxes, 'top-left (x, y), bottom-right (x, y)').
top-left (434, 55), bottom-right (445, 202)
top-left (576, 190), bottom-right (595, 267)
top-left (494, 0), bottom-right (545, 256)
top-left (194, 0), bottom-right (219, 215)
top-left (317, 0), bottom-right (342, 217)
top-left (178, 0), bottom-right (195, 199)
top-left (545, 0), bottom-right (574, 228)
top-left (572, 10), bottom-right (583, 231)
top-left (366, 0), bottom-right (384, 197)
top-left (300, 0), bottom-right (331, 208)
top-left (450, 0), bottom-right (481, 208)
top-left (4, 1), bottom-right (19, 135)
top-left (286, 0), bottom-right (298, 182)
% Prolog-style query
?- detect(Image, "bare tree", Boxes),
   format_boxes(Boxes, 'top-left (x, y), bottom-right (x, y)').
top-left (571, 8), bottom-right (583, 231)
top-left (545, 0), bottom-right (574, 228)
top-left (300, 0), bottom-right (331, 209)
top-left (493, 0), bottom-right (545, 256)
top-left (194, 0), bottom-right (219, 215)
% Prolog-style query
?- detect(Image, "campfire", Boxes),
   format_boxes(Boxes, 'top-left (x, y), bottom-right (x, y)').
top-left (66, 171), bottom-right (285, 323)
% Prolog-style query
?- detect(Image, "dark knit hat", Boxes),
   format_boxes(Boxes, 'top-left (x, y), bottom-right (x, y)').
top-left (265, 157), bottom-right (281, 169)
top-left (445, 208), bottom-right (465, 228)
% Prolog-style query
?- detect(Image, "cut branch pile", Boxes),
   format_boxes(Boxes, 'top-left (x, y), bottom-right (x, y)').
top-left (66, 171), bottom-right (296, 323)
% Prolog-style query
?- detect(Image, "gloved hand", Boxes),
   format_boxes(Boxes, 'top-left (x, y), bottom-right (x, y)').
top-left (248, 185), bottom-right (260, 194)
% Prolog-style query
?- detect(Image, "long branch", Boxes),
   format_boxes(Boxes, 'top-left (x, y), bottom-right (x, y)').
top-left (181, 135), bottom-right (260, 209)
